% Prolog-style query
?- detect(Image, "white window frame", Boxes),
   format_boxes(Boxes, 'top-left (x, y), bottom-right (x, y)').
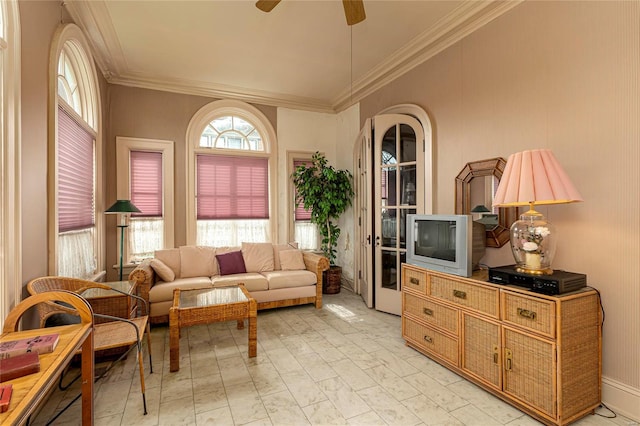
top-left (287, 150), bottom-right (321, 250)
top-left (0, 0), bottom-right (21, 330)
top-left (48, 24), bottom-right (103, 279)
top-left (116, 137), bottom-right (175, 263)
top-left (185, 100), bottom-right (277, 246)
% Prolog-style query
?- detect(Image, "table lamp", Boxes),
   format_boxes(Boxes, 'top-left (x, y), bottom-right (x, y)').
top-left (105, 200), bottom-right (141, 280)
top-left (492, 149), bottom-right (582, 274)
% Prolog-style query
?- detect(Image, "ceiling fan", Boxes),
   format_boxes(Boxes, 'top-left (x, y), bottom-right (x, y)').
top-left (256, 0), bottom-right (366, 26)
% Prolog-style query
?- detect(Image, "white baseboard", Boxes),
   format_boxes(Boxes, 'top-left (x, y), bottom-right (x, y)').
top-left (602, 376), bottom-right (640, 423)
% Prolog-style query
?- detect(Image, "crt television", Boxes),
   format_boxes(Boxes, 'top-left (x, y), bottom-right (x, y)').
top-left (406, 214), bottom-right (486, 278)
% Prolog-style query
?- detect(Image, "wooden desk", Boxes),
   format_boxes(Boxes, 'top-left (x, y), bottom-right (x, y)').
top-left (1, 292), bottom-right (94, 425)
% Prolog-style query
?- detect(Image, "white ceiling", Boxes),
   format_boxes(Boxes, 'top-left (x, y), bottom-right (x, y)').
top-left (66, 0), bottom-right (521, 113)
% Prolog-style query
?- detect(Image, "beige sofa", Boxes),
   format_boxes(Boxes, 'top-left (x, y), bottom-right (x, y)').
top-left (128, 243), bottom-right (329, 324)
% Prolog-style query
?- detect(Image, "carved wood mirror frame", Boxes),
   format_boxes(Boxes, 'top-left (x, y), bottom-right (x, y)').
top-left (455, 157), bottom-right (516, 248)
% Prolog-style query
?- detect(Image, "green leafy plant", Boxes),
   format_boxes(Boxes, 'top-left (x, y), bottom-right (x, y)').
top-left (291, 152), bottom-right (354, 265)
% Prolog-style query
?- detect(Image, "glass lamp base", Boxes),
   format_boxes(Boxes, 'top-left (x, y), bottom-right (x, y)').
top-left (509, 207), bottom-right (557, 275)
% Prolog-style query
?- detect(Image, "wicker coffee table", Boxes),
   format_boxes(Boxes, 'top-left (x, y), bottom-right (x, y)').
top-left (169, 285), bottom-right (257, 372)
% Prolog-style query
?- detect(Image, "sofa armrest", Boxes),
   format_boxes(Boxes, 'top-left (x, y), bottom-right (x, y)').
top-left (128, 259), bottom-right (154, 315)
top-left (302, 251), bottom-right (329, 309)
top-left (302, 251), bottom-right (329, 275)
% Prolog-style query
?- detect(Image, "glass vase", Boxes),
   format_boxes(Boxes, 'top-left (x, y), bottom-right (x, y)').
top-left (509, 209), bottom-right (556, 274)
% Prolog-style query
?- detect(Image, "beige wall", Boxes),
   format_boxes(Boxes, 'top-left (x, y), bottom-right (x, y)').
top-left (360, 1), bottom-right (639, 419)
top-left (105, 86), bottom-right (277, 281)
top-left (19, 2), bottom-right (112, 289)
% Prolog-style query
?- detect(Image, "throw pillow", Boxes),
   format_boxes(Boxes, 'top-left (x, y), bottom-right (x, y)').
top-left (279, 249), bottom-right (306, 271)
top-left (216, 250), bottom-right (247, 276)
top-left (241, 242), bottom-right (274, 272)
top-left (150, 258), bottom-right (176, 282)
top-left (273, 242), bottom-right (299, 270)
top-left (155, 248), bottom-right (181, 278)
top-left (179, 246), bottom-right (216, 278)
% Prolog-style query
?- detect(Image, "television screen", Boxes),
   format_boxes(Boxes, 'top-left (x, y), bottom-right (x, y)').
top-left (415, 219), bottom-right (457, 262)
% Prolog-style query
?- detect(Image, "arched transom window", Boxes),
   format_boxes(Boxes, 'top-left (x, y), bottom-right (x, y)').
top-left (200, 116), bottom-right (264, 151)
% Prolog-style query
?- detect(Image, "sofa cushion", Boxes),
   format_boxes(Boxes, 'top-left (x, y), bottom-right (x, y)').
top-left (273, 243), bottom-right (298, 270)
top-left (211, 273), bottom-right (268, 292)
top-left (150, 259), bottom-right (175, 282)
top-left (242, 242), bottom-right (275, 273)
top-left (179, 246), bottom-right (215, 278)
top-left (216, 250), bottom-right (246, 275)
top-left (262, 270), bottom-right (317, 290)
top-left (155, 248), bottom-right (181, 278)
top-left (148, 277), bottom-right (213, 303)
top-left (279, 249), bottom-right (306, 271)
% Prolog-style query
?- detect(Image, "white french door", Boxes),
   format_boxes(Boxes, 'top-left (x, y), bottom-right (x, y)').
top-left (373, 114), bottom-right (424, 315)
top-left (354, 120), bottom-right (373, 307)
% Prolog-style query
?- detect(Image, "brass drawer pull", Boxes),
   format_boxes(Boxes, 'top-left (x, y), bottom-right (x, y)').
top-left (423, 335), bottom-right (433, 343)
top-left (409, 277), bottom-right (420, 285)
top-left (453, 290), bottom-right (467, 299)
top-left (517, 308), bottom-right (537, 320)
top-left (504, 348), bottom-right (513, 371)
top-left (423, 307), bottom-right (434, 316)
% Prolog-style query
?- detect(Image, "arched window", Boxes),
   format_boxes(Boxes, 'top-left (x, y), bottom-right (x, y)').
top-left (49, 24), bottom-right (102, 279)
top-left (0, 1), bottom-right (21, 329)
top-left (186, 100), bottom-right (277, 246)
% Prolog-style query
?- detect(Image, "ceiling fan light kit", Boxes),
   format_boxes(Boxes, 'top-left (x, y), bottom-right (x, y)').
top-left (256, 0), bottom-right (366, 25)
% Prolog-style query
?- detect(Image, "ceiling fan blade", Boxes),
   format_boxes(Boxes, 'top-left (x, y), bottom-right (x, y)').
top-left (256, 0), bottom-right (281, 13)
top-left (343, 0), bottom-right (366, 25)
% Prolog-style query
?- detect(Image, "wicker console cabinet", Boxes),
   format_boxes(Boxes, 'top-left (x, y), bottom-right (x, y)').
top-left (401, 263), bottom-right (601, 426)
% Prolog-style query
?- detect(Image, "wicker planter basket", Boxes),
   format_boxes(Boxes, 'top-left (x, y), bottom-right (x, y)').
top-left (323, 266), bottom-right (342, 294)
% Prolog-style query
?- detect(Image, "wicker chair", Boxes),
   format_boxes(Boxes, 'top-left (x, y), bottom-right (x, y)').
top-left (27, 276), bottom-right (153, 417)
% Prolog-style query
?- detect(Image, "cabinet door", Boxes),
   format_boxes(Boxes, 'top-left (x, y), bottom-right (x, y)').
top-left (462, 313), bottom-right (501, 390)
top-left (502, 327), bottom-right (557, 419)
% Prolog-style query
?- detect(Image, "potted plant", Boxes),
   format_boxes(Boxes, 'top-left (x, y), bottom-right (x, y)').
top-left (291, 152), bottom-right (354, 294)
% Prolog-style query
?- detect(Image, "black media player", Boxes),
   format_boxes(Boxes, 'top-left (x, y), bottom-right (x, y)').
top-left (488, 265), bottom-right (587, 295)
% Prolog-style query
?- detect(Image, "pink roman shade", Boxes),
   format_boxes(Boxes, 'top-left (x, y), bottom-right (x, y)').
top-left (130, 150), bottom-right (163, 217)
top-left (197, 154), bottom-right (269, 219)
top-left (58, 106), bottom-right (95, 232)
top-left (293, 159), bottom-right (312, 221)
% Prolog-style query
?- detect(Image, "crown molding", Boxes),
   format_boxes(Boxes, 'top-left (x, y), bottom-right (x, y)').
top-left (65, 0), bottom-right (127, 79)
top-left (110, 72), bottom-right (336, 113)
top-left (332, 0), bottom-right (524, 112)
top-left (67, 0), bottom-right (523, 114)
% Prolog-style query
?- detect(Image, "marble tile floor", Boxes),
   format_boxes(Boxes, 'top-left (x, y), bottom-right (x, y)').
top-left (31, 289), bottom-right (634, 426)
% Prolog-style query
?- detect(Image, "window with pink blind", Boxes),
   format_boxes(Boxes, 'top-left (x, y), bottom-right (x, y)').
top-left (293, 159), bottom-right (312, 221)
top-left (197, 154), bottom-right (269, 219)
top-left (58, 106), bottom-right (95, 232)
top-left (130, 150), bottom-right (163, 217)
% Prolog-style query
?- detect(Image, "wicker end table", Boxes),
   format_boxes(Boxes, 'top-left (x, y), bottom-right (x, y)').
top-left (81, 280), bottom-right (138, 324)
top-left (169, 285), bottom-right (257, 372)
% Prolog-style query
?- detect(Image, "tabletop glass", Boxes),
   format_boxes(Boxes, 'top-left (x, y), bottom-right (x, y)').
top-left (179, 286), bottom-right (247, 309)
top-left (81, 280), bottom-right (132, 298)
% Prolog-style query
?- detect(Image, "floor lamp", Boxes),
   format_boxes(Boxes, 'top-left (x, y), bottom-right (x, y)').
top-left (105, 200), bottom-right (141, 281)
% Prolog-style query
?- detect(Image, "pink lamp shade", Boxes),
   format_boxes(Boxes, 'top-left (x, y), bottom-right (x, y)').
top-left (493, 149), bottom-right (583, 207)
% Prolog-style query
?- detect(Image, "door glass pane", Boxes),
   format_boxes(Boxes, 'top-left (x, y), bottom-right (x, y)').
top-left (381, 127), bottom-right (397, 165)
top-left (399, 209), bottom-right (416, 249)
top-left (400, 165), bottom-right (416, 206)
top-left (381, 208), bottom-right (396, 248)
top-left (381, 250), bottom-right (397, 290)
top-left (383, 166), bottom-right (397, 206)
top-left (399, 124), bottom-right (416, 163)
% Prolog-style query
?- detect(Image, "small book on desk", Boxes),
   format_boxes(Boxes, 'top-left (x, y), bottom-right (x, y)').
top-left (0, 333), bottom-right (59, 359)
top-left (0, 352), bottom-right (41, 382)
top-left (0, 384), bottom-right (12, 412)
